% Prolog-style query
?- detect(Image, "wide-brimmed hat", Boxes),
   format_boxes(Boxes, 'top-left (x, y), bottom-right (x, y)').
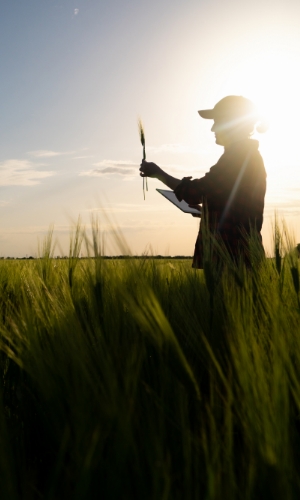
top-left (198, 95), bottom-right (258, 122)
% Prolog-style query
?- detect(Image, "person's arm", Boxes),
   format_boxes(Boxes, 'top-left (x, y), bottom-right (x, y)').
top-left (139, 160), bottom-right (183, 190)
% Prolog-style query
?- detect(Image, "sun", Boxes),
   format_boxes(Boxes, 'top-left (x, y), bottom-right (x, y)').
top-left (219, 47), bottom-right (300, 184)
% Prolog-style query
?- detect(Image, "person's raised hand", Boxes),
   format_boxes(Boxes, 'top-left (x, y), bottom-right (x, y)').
top-left (139, 160), bottom-right (161, 178)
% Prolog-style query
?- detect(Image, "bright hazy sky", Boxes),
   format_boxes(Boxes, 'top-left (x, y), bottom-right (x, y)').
top-left (1, 0), bottom-right (300, 257)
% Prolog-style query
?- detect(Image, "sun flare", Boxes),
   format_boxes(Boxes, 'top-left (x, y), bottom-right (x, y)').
top-left (220, 47), bottom-right (300, 184)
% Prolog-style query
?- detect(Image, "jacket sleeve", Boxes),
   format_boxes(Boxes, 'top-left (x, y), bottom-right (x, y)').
top-left (174, 148), bottom-right (266, 209)
top-left (174, 161), bottom-right (224, 205)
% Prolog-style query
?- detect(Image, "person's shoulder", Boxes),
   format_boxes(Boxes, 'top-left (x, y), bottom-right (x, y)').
top-left (229, 139), bottom-right (264, 163)
top-left (229, 139), bottom-right (258, 154)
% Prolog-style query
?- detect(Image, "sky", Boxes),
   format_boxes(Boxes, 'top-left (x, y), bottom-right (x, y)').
top-left (1, 0), bottom-right (300, 257)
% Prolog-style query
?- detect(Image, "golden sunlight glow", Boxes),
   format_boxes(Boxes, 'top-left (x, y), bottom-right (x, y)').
top-left (220, 47), bottom-right (300, 184)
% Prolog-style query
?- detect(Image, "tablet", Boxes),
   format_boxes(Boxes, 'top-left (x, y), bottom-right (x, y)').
top-left (156, 189), bottom-right (201, 215)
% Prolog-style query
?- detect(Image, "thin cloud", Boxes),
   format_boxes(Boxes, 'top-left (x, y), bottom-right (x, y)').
top-left (72, 156), bottom-right (94, 160)
top-left (92, 160), bottom-right (137, 169)
top-left (79, 155), bottom-right (206, 181)
top-left (0, 159), bottom-right (54, 186)
top-left (80, 159), bottom-right (201, 179)
top-left (147, 143), bottom-right (191, 154)
top-left (80, 160), bottom-right (138, 177)
top-left (28, 150), bottom-right (73, 158)
top-left (74, 8), bottom-right (79, 15)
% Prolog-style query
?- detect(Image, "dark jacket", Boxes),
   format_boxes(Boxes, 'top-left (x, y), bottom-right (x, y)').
top-left (174, 139), bottom-right (266, 268)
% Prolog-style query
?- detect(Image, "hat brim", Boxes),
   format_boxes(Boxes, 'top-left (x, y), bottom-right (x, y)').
top-left (198, 109), bottom-right (214, 119)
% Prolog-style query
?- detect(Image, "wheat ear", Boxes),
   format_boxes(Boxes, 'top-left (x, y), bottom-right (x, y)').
top-left (138, 118), bottom-right (148, 200)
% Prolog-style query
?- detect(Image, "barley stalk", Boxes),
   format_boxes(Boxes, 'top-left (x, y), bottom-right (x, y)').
top-left (138, 118), bottom-right (148, 200)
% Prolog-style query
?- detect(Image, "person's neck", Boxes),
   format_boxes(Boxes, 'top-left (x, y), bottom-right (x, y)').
top-left (223, 136), bottom-right (251, 151)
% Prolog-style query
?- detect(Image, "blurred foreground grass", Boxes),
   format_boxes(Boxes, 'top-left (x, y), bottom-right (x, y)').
top-left (1, 218), bottom-right (300, 499)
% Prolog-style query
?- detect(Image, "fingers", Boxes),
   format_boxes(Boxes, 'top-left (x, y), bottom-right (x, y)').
top-left (139, 160), bottom-right (158, 178)
top-left (140, 159), bottom-right (149, 177)
top-left (139, 159), bottom-right (146, 170)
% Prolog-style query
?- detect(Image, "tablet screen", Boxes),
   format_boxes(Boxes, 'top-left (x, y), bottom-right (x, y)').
top-left (156, 189), bottom-right (201, 215)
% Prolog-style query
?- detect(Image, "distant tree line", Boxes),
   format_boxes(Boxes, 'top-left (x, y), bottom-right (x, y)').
top-left (4, 244), bottom-right (300, 260)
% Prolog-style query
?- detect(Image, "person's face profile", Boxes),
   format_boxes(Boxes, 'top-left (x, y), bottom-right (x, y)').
top-left (211, 116), bottom-right (250, 147)
top-left (211, 119), bottom-right (231, 146)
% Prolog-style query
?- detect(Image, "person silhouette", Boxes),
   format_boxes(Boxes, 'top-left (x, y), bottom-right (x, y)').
top-left (140, 96), bottom-right (267, 268)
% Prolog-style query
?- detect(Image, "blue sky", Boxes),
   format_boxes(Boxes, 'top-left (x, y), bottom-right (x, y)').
top-left (1, 0), bottom-right (300, 257)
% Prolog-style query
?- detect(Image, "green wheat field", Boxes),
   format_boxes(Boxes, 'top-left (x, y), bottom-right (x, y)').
top-left (1, 216), bottom-right (300, 499)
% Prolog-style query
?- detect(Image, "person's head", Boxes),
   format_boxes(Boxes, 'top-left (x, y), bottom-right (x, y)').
top-left (198, 96), bottom-right (267, 148)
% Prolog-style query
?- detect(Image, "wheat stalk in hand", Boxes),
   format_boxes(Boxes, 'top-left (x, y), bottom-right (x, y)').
top-left (138, 118), bottom-right (148, 200)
